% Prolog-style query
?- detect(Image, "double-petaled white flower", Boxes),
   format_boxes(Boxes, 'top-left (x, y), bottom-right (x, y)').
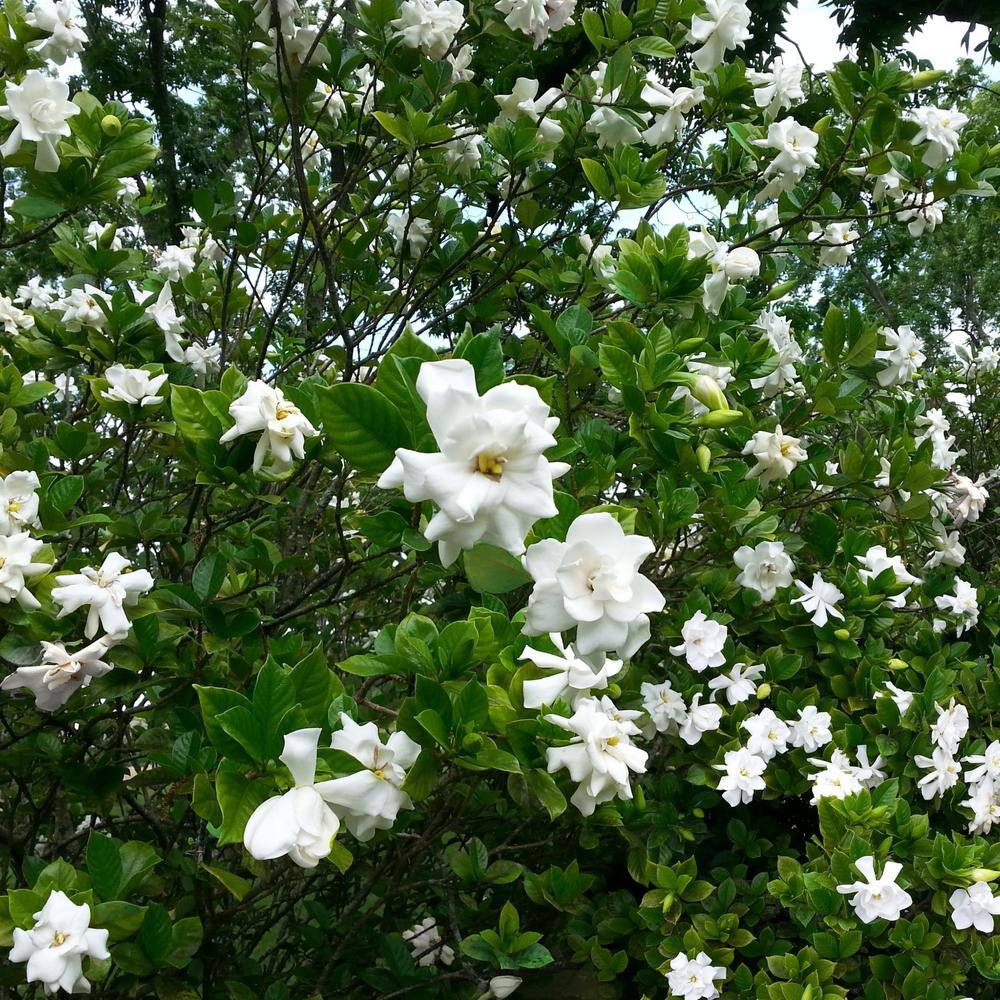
top-left (494, 77), bottom-right (566, 150)
top-left (26, 0), bottom-right (89, 64)
top-left (390, 0), bottom-right (463, 59)
top-left (403, 917), bottom-right (455, 967)
top-left (950, 882), bottom-right (1000, 932)
top-left (687, 229), bottom-right (759, 314)
top-left (746, 57), bottom-right (804, 116)
top-left (640, 680), bottom-right (687, 733)
top-left (52, 551), bottom-right (154, 637)
top-left (16, 276), bottom-right (55, 309)
top-left (244, 728), bottom-right (341, 867)
top-left (907, 105), bottom-right (968, 167)
top-left (915, 745), bottom-right (960, 800)
top-left (707, 661), bottom-right (764, 705)
top-left (946, 472), bottom-right (989, 526)
top-left (1, 635), bottom-right (115, 711)
top-left (742, 707), bottom-right (789, 762)
top-left (753, 118), bottom-right (818, 199)
top-left (9, 890), bottom-right (110, 994)
top-left (386, 210), bottom-right (432, 258)
top-left (666, 950), bottom-right (726, 999)
top-left (496, 0), bottom-right (575, 47)
top-left (220, 380), bottom-right (318, 475)
top-left (0, 471), bottom-right (41, 535)
top-left (875, 325), bottom-right (925, 386)
top-left (102, 365), bottom-right (168, 407)
top-left (807, 749), bottom-right (864, 803)
top-left (678, 693), bottom-right (723, 745)
top-left (0, 295), bottom-right (34, 335)
top-left (545, 696), bottom-right (647, 816)
top-left (155, 245), bottom-right (196, 282)
top-left (715, 747), bottom-right (767, 806)
top-left (0, 70), bottom-right (79, 172)
top-left (931, 699), bottom-right (970, 755)
top-left (669, 610), bottom-right (727, 672)
top-left (520, 634), bottom-right (623, 709)
top-left (934, 579), bottom-right (980, 636)
top-left (0, 532), bottom-right (51, 610)
top-left (810, 221), bottom-right (860, 266)
top-left (751, 310), bottom-right (802, 397)
top-left (857, 545), bottom-right (920, 608)
top-left (742, 425), bottom-right (806, 485)
top-left (52, 286), bottom-right (109, 330)
top-left (733, 540), bottom-right (793, 601)
top-left (685, 0), bottom-right (750, 72)
top-left (379, 359), bottom-right (568, 567)
top-left (146, 281), bottom-right (185, 345)
top-left (788, 705), bottom-right (833, 752)
top-left (641, 79), bottom-right (704, 146)
top-left (524, 513), bottom-right (664, 662)
top-left (836, 855), bottom-right (913, 923)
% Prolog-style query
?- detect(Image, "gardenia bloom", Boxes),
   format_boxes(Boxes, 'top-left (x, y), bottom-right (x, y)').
top-left (8, 890), bottom-right (110, 994)
top-left (380, 359), bottom-right (568, 567)
top-left (244, 728), bottom-right (341, 867)
top-left (687, 229), bottom-right (759, 314)
top-left (17, 276), bottom-right (55, 309)
top-left (390, 0), bottom-right (463, 60)
top-left (312, 81), bottom-right (347, 123)
top-left (792, 573), bottom-right (845, 627)
top-left (523, 513), bottom-right (664, 662)
top-left (442, 133), bottom-right (484, 176)
top-left (1, 636), bottom-right (115, 711)
top-left (788, 706), bottom-right (833, 752)
top-left (488, 977), bottom-right (523, 999)
top-left (963, 740), bottom-right (1000, 788)
top-left (875, 326), bottom-right (925, 386)
top-left (641, 679), bottom-right (687, 733)
top-left (496, 0), bottom-right (575, 48)
top-left (733, 540), bottom-right (793, 601)
top-left (896, 192), bottom-right (946, 237)
top-left (102, 365), bottom-right (168, 407)
top-left (386, 210), bottom-right (433, 258)
top-left (746, 57), bottom-right (804, 116)
top-left (0, 295), bottom-right (34, 335)
top-left (402, 917), bottom-right (454, 967)
top-left (0, 471), bottom-right (41, 535)
top-left (0, 532), bottom-right (51, 610)
top-left (877, 681), bottom-right (914, 715)
top-left (753, 118), bottom-right (819, 199)
top-left (520, 634), bottom-right (623, 709)
top-left (678, 693), bottom-right (724, 745)
top-left (52, 551), bottom-right (155, 638)
top-left (808, 749), bottom-right (864, 803)
top-left (25, 0), bottom-right (89, 63)
top-left (742, 425), bottom-right (806, 485)
top-left (685, 0), bottom-right (750, 72)
top-left (314, 714), bottom-right (420, 841)
top-left (751, 310), bottom-right (802, 397)
top-left (856, 545), bottom-right (921, 608)
top-left (715, 747), bottom-right (767, 806)
top-left (907, 106), bottom-right (968, 167)
top-left (52, 286), bottom-right (109, 330)
top-left (708, 662), bottom-right (764, 705)
top-left (934, 579), bottom-right (980, 636)
top-left (0, 70), bottom-right (79, 172)
top-left (545, 696), bottom-right (647, 816)
top-left (947, 472), bottom-right (989, 526)
top-left (962, 782), bottom-right (1000, 835)
top-left (810, 221), bottom-right (859, 266)
top-left (950, 883), bottom-right (1000, 933)
top-left (146, 280), bottom-right (185, 342)
top-left (641, 80), bottom-right (704, 146)
top-left (669, 610), bottom-right (727, 672)
top-left (742, 707), bottom-right (789, 762)
top-left (854, 745), bottom-right (887, 788)
top-left (837, 856), bottom-right (913, 924)
top-left (156, 244), bottom-right (196, 281)
top-left (915, 746), bottom-right (960, 800)
top-left (931, 699), bottom-right (970, 755)
top-left (220, 380), bottom-right (318, 475)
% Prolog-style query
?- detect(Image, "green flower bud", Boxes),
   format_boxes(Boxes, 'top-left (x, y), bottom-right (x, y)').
top-left (756, 683), bottom-right (771, 700)
top-left (888, 657), bottom-right (908, 670)
top-left (834, 628), bottom-right (850, 641)
top-left (971, 869), bottom-right (1000, 882)
top-left (696, 444), bottom-right (712, 473)
top-left (695, 408), bottom-right (743, 428)
top-left (691, 373), bottom-right (728, 412)
top-left (461, 733), bottom-right (483, 751)
top-left (101, 114), bottom-right (123, 136)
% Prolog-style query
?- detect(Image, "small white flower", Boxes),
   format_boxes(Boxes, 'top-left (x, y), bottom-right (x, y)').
top-left (488, 976), bottom-right (523, 998)
top-left (641, 679), bottom-right (688, 733)
top-left (666, 950), bottom-right (727, 999)
top-left (26, 0), bottom-right (89, 63)
top-left (52, 551), bottom-right (154, 638)
top-left (746, 57), bottom-right (804, 116)
top-left (809, 221), bottom-right (859, 266)
top-left (495, 0), bottom-right (575, 47)
top-left (950, 882), bottom-right (1000, 933)
top-left (856, 545), bottom-right (921, 608)
top-left (641, 79), bottom-right (704, 146)
top-left (402, 917), bottom-right (455, 967)
top-left (837, 855), bottom-right (913, 923)
top-left (742, 425), bottom-right (806, 485)
top-left (788, 705), bottom-right (833, 752)
top-left (390, 0), bottom-right (464, 59)
top-left (0, 532), bottom-right (51, 610)
top-left (669, 610), bottom-right (727, 672)
top-left (678, 693), bottom-right (723, 745)
top-left (808, 749), bottom-right (863, 803)
top-left (907, 105), bottom-right (968, 167)
top-left (102, 364), bottom-right (168, 407)
top-left (750, 310), bottom-right (802, 397)
top-left (1, 635), bottom-right (115, 712)
top-left (934, 579), bottom-right (979, 636)
top-left (16, 276), bottom-right (55, 309)
top-left (715, 747), bottom-right (767, 806)
top-left (742, 707), bottom-right (789, 761)
top-left (915, 746), bottom-right (961, 799)
top-left (0, 295), bottom-right (34, 335)
top-left (52, 286), bottom-right (109, 330)
top-left (877, 681), bottom-right (914, 715)
top-left (685, 0), bottom-right (751, 72)
top-left (520, 634), bottom-right (623, 709)
top-left (386, 210), bottom-right (433, 258)
top-left (0, 471), bottom-right (41, 535)
top-left (733, 540), bottom-right (793, 601)
top-left (753, 118), bottom-right (819, 199)
top-left (791, 573), bottom-right (845, 627)
top-left (156, 244), bottom-right (196, 281)
top-left (962, 740), bottom-right (1000, 787)
top-left (930, 699), bottom-right (969, 755)
top-left (946, 472), bottom-right (989, 526)
top-left (707, 661), bottom-right (764, 705)
top-left (875, 326), bottom-right (925, 387)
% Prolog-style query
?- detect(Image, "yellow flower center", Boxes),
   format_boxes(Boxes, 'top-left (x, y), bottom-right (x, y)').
top-left (7, 499), bottom-right (20, 513)
top-left (52, 931), bottom-right (68, 947)
top-left (475, 453), bottom-right (505, 478)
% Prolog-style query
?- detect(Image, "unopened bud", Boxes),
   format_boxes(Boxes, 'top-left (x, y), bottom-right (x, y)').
top-left (101, 114), bottom-right (122, 136)
top-left (902, 69), bottom-right (946, 91)
top-left (691, 373), bottom-right (728, 411)
top-left (834, 628), bottom-right (850, 641)
top-left (888, 657), bottom-right (907, 670)
top-left (756, 683), bottom-right (771, 700)
top-left (696, 444), bottom-right (711, 473)
top-left (695, 408), bottom-right (743, 427)
top-left (461, 733), bottom-right (483, 751)
top-left (971, 868), bottom-right (1000, 882)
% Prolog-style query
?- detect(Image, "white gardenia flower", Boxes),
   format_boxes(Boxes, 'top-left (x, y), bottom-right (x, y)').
top-left (788, 706), bottom-right (833, 752)
top-left (17, 276), bottom-right (55, 309)
top-left (896, 192), bottom-right (946, 238)
top-left (312, 81), bottom-right (347, 123)
top-left (380, 359), bottom-right (568, 567)
top-left (875, 326), bottom-right (925, 386)
top-left (947, 472), bottom-right (989, 526)
top-left (666, 950), bottom-right (726, 999)
top-left (220, 380), bottom-right (318, 475)
top-left (715, 747), bottom-right (767, 806)
top-left (523, 512), bottom-right (664, 662)
top-left (102, 364), bottom-right (168, 407)
top-left (751, 310), bottom-right (802, 397)
top-left (402, 917), bottom-right (455, 967)
top-left (708, 661), bottom-right (764, 705)
top-left (8, 890), bottom-right (110, 994)
top-left (733, 540), bottom-right (793, 601)
top-left (808, 749), bottom-right (864, 803)
top-left (669, 610), bottom-right (727, 672)
top-left (931, 699), bottom-right (970, 755)
top-left (545, 696), bottom-right (647, 816)
top-left (52, 551), bottom-right (155, 638)
top-left (53, 285), bottom-right (110, 330)
top-left (520, 634), bottom-right (623, 709)
top-left (390, 0), bottom-right (464, 59)
top-left (950, 883), bottom-right (1000, 933)
top-left (915, 746), bottom-right (961, 800)
top-left (962, 782), bottom-right (1000, 835)
top-left (746, 57), bottom-right (804, 116)
top-left (0, 532), bottom-right (51, 610)
top-left (753, 118), bottom-right (819, 199)
top-left (0, 70), bottom-right (79, 172)
top-left (854, 745), bottom-right (887, 788)
top-left (741, 707), bottom-right (789, 762)
top-left (314, 714), bottom-right (421, 841)
top-left (640, 679), bottom-right (687, 733)
top-left (742, 425), bottom-right (806, 485)
top-left (25, 0), bottom-right (88, 64)
top-left (586, 104), bottom-right (645, 149)
top-left (386, 210), bottom-right (433, 258)
top-left (118, 176), bottom-right (140, 202)
top-left (447, 44), bottom-right (474, 83)
top-left (907, 105), bottom-right (968, 167)
top-left (0, 471), bottom-right (41, 535)
top-left (877, 681), bottom-right (914, 716)
top-left (856, 545), bottom-right (921, 608)
top-left (146, 280), bottom-right (185, 340)
top-left (181, 342), bottom-right (221, 377)
top-left (442, 133), bottom-right (484, 176)
top-left (1, 635), bottom-right (115, 712)
top-left (792, 573), bottom-right (845, 627)
top-left (685, 0), bottom-right (750, 72)
top-left (244, 728), bottom-right (341, 867)
top-left (496, 0), bottom-right (575, 48)
top-left (0, 295), bottom-right (34, 335)
top-left (963, 740), bottom-right (1000, 788)
top-left (678, 693), bottom-right (724, 746)
top-left (487, 976), bottom-right (523, 999)
top-left (934, 579), bottom-right (980, 636)
top-left (837, 856), bottom-right (913, 924)
top-left (810, 221), bottom-right (860, 266)
top-left (156, 244), bottom-right (196, 281)
top-left (641, 79), bottom-right (704, 146)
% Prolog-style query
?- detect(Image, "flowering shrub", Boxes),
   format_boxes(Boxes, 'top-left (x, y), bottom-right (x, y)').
top-left (0, 0), bottom-right (999, 997)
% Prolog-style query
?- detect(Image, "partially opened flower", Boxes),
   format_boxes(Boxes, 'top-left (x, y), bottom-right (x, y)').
top-left (836, 855), bottom-right (913, 923)
top-left (875, 326), bottom-right (925, 387)
top-left (856, 545), bottom-right (921, 608)
top-left (707, 662), bottom-right (764, 705)
top-left (52, 551), bottom-right (155, 637)
top-left (25, 0), bottom-right (89, 64)
top-left (678, 693), bottom-right (723, 746)
top-left (102, 364), bottom-right (168, 407)
top-left (685, 0), bottom-right (750, 72)
top-left (934, 578), bottom-right (979, 636)
top-left (0, 532), bottom-right (51, 610)
top-left (1, 635), bottom-right (115, 711)
top-left (520, 634), bottom-right (623, 709)
top-left (244, 728), bottom-right (341, 868)
top-left (915, 746), bottom-right (960, 800)
top-left (0, 471), bottom-right (41, 535)
top-left (742, 425), bottom-right (806, 485)
top-left (0, 70), bottom-right (79, 172)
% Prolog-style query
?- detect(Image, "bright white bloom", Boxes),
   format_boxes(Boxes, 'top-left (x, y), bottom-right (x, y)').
top-left (962, 782), bottom-right (1000, 835)
top-left (0, 70), bottom-right (79, 172)
top-left (915, 746), bottom-right (960, 800)
top-left (753, 118), bottom-right (819, 199)
top-left (315, 714), bottom-right (420, 841)
top-left (896, 192), bottom-right (946, 237)
top-left (83, 221), bottom-right (121, 250)
top-left (707, 661), bottom-right (764, 705)
top-left (715, 747), bottom-right (767, 807)
top-left (791, 573), bottom-right (845, 627)
top-left (875, 326), bottom-right (925, 387)
top-left (808, 749), bottom-right (864, 803)
top-left (947, 472), bottom-right (989, 526)
top-left (915, 408), bottom-right (962, 472)
top-left (751, 310), bottom-right (802, 396)
top-left (669, 610), bottom-right (727, 672)
top-left (0, 471), bottom-right (40, 535)
top-left (934, 579), bottom-right (979, 636)
top-left (641, 80), bottom-right (704, 146)
top-left (380, 359), bottom-right (568, 567)
top-left (102, 364), bottom-right (167, 407)
top-left (742, 707), bottom-right (789, 762)
top-left (666, 951), bottom-right (726, 999)
top-left (837, 856), bottom-right (913, 923)
top-left (156, 244), bottom-right (195, 281)
top-left (145, 281), bottom-right (185, 343)
top-left (907, 105), bottom-right (968, 167)
top-left (962, 740), bottom-right (1000, 788)
top-left (742, 425), bottom-right (806, 485)
top-left (1, 635), bottom-right (114, 712)
top-left (494, 77), bottom-right (566, 150)
top-left (402, 917), bottom-right (455, 966)
top-left (950, 883), bottom-right (1000, 933)
top-left (52, 552), bottom-right (154, 638)
top-left (520, 634), bottom-right (623, 709)
top-left (856, 545), bottom-right (921, 608)
top-left (180, 342), bottom-right (221, 377)
top-left (447, 44), bottom-right (474, 83)
top-left (312, 81), bottom-right (347, 123)
top-left (386, 210), bottom-right (433, 258)
top-left (25, 0), bottom-right (89, 64)
top-left (442, 133), bottom-right (484, 175)
top-left (687, 229), bottom-right (759, 313)
top-left (733, 540), bottom-right (793, 601)
top-left (810, 221), bottom-right (860, 266)
top-left (390, 0), bottom-right (464, 59)
top-left (788, 706), bottom-right (833, 752)
top-left (52, 286), bottom-right (109, 330)
top-left (16, 276), bottom-right (55, 309)
top-left (678, 693), bottom-right (723, 745)
top-left (220, 380), bottom-right (318, 475)
top-left (244, 728), bottom-right (341, 867)
top-left (496, 0), bottom-right (575, 47)
top-left (8, 890), bottom-right (110, 994)
top-left (524, 513), bottom-right (664, 662)
top-left (586, 104), bottom-right (644, 148)
top-left (974, 345), bottom-right (1000, 374)
top-left (854, 746), bottom-right (887, 788)
top-left (877, 681), bottom-right (914, 716)
top-left (0, 295), bottom-right (34, 335)
top-left (118, 176), bottom-right (140, 202)
top-left (746, 57), bottom-right (804, 116)
top-left (0, 532), bottom-right (51, 610)
top-left (685, 0), bottom-right (750, 72)
top-left (641, 680), bottom-right (687, 733)
top-left (545, 696), bottom-right (647, 816)
top-left (488, 977), bottom-right (523, 998)
top-left (931, 699), bottom-right (970, 755)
